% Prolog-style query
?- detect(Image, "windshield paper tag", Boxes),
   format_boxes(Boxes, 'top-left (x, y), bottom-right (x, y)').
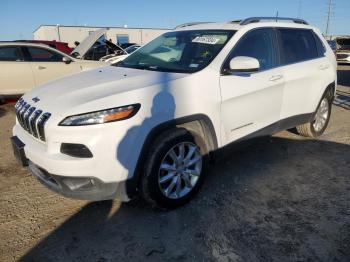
top-left (192, 36), bottom-right (220, 45)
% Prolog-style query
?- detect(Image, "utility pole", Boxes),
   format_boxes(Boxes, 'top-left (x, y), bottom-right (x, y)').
top-left (325, 0), bottom-right (333, 36)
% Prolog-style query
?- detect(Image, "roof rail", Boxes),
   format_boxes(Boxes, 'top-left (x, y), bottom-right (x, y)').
top-left (240, 17), bottom-right (308, 25)
top-left (229, 20), bottom-right (242, 24)
top-left (175, 22), bottom-right (213, 29)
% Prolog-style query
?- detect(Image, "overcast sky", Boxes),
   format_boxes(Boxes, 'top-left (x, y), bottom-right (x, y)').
top-left (1, 0), bottom-right (349, 40)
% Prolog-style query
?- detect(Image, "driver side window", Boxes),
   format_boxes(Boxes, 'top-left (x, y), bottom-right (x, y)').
top-left (224, 28), bottom-right (277, 72)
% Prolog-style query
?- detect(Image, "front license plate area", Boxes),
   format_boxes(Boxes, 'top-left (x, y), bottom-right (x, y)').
top-left (11, 136), bottom-right (28, 167)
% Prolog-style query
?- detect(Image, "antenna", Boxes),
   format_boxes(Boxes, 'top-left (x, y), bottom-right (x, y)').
top-left (275, 11), bottom-right (279, 22)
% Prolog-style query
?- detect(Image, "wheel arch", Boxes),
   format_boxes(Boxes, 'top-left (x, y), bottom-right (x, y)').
top-left (125, 114), bottom-right (218, 198)
top-left (323, 81), bottom-right (336, 100)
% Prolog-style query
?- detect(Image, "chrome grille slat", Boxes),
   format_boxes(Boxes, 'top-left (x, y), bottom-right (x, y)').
top-left (22, 104), bottom-right (31, 129)
top-left (15, 99), bottom-right (51, 142)
top-left (24, 107), bottom-right (36, 133)
top-left (29, 109), bottom-right (42, 137)
top-left (37, 113), bottom-right (51, 141)
top-left (19, 103), bottom-right (29, 128)
top-left (15, 99), bottom-right (24, 124)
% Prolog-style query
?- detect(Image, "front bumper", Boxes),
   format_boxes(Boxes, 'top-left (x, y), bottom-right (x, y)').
top-left (12, 110), bottom-right (148, 202)
top-left (28, 161), bottom-right (127, 201)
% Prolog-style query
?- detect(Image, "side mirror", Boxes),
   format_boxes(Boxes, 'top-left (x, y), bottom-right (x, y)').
top-left (228, 56), bottom-right (260, 73)
top-left (62, 56), bottom-right (72, 64)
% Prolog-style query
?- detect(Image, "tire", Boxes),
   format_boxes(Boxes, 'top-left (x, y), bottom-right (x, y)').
top-left (296, 89), bottom-right (333, 138)
top-left (140, 128), bottom-right (207, 209)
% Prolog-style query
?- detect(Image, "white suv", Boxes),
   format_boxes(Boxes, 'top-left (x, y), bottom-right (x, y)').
top-left (11, 17), bottom-right (337, 208)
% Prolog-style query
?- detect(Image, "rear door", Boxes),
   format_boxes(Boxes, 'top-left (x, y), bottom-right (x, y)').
top-left (277, 28), bottom-right (333, 121)
top-left (0, 45), bottom-right (35, 95)
top-left (219, 28), bottom-right (284, 144)
top-left (25, 46), bottom-right (82, 86)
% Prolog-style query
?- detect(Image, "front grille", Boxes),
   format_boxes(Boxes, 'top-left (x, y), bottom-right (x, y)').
top-left (15, 98), bottom-right (51, 142)
top-left (337, 54), bottom-right (349, 60)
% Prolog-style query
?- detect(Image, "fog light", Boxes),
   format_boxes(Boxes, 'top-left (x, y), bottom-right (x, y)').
top-left (60, 143), bottom-right (93, 158)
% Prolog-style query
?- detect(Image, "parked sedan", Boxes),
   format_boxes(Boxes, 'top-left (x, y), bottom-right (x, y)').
top-left (0, 42), bottom-right (105, 98)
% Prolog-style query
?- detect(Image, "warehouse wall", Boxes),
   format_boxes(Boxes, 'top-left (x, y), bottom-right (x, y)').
top-left (33, 25), bottom-right (169, 47)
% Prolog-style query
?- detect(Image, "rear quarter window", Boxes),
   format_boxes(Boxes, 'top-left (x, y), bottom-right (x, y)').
top-left (278, 28), bottom-right (319, 65)
top-left (313, 33), bottom-right (326, 57)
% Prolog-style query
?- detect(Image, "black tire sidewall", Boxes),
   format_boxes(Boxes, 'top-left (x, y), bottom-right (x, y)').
top-left (143, 129), bottom-right (207, 209)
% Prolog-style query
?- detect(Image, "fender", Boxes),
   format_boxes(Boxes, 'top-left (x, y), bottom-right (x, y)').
top-left (125, 113), bottom-right (218, 198)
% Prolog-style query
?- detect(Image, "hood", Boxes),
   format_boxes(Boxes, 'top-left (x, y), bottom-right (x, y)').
top-left (24, 66), bottom-right (188, 116)
top-left (104, 40), bottom-right (125, 53)
top-left (71, 28), bottom-right (107, 58)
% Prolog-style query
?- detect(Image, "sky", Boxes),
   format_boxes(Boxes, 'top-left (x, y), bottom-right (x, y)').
top-left (1, 0), bottom-right (350, 41)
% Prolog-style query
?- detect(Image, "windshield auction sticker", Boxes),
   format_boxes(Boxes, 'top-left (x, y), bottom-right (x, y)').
top-left (192, 36), bottom-right (220, 45)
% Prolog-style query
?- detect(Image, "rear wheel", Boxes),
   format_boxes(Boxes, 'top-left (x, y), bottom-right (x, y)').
top-left (140, 128), bottom-right (206, 209)
top-left (296, 90), bottom-right (333, 137)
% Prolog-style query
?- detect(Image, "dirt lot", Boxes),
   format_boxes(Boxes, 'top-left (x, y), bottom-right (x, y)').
top-left (1, 66), bottom-right (350, 262)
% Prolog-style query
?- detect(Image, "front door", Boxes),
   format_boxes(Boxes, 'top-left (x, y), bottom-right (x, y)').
top-left (25, 46), bottom-right (82, 87)
top-left (219, 28), bottom-right (284, 144)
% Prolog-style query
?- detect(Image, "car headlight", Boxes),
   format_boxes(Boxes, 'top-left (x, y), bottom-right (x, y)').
top-left (59, 104), bottom-right (140, 126)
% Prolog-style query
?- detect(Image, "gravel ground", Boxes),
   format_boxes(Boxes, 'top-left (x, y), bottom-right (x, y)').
top-left (0, 66), bottom-right (349, 262)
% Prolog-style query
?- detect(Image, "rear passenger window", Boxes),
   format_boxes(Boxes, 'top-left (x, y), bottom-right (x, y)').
top-left (225, 28), bottom-right (278, 71)
top-left (278, 28), bottom-right (319, 65)
top-left (0, 46), bottom-right (24, 61)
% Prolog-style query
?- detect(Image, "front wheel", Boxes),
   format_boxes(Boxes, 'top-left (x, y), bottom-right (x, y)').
top-left (296, 90), bottom-right (333, 137)
top-left (139, 128), bottom-right (206, 209)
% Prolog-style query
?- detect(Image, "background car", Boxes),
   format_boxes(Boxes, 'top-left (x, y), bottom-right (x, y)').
top-left (337, 51), bottom-right (350, 64)
top-left (100, 45), bottom-right (141, 64)
top-left (335, 37), bottom-right (350, 64)
top-left (70, 29), bottom-right (127, 62)
top-left (14, 40), bottom-right (73, 54)
top-left (0, 42), bottom-right (105, 98)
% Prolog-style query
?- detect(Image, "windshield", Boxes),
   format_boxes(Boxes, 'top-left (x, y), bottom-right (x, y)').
top-left (118, 30), bottom-right (235, 73)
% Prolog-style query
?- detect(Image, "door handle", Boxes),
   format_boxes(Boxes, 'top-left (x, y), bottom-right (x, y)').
top-left (269, 75), bottom-right (283, 82)
top-left (319, 64), bottom-right (329, 70)
top-left (37, 66), bottom-right (46, 70)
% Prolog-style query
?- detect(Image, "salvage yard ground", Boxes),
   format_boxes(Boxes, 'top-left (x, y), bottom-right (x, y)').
top-left (0, 66), bottom-right (350, 262)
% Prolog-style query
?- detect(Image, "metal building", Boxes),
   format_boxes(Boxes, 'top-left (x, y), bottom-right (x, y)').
top-left (33, 25), bottom-right (169, 47)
